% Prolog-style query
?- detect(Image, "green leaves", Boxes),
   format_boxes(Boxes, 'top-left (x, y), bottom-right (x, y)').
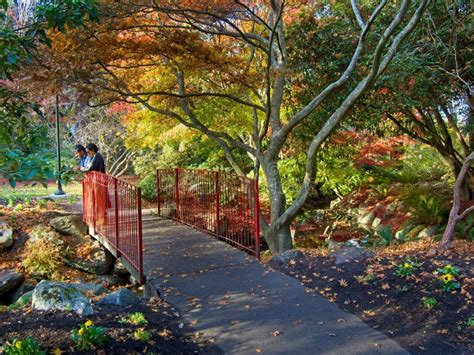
top-left (34, 0), bottom-right (100, 32)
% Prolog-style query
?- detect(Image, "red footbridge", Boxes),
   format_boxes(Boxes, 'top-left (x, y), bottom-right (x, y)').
top-left (82, 169), bottom-right (261, 284)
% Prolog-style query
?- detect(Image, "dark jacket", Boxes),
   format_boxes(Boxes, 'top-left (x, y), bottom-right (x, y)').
top-left (87, 153), bottom-right (106, 173)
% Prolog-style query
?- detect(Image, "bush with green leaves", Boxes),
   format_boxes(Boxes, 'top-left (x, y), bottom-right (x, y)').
top-left (467, 316), bottom-right (474, 327)
top-left (133, 329), bottom-right (150, 342)
top-left (71, 320), bottom-right (107, 350)
top-left (436, 264), bottom-right (461, 293)
top-left (394, 259), bottom-right (418, 278)
top-left (21, 235), bottom-right (65, 279)
top-left (422, 296), bottom-right (437, 310)
top-left (120, 312), bottom-right (148, 326)
top-left (139, 174), bottom-right (157, 202)
top-left (1, 336), bottom-right (44, 355)
top-left (400, 184), bottom-right (450, 226)
top-left (374, 224), bottom-right (395, 246)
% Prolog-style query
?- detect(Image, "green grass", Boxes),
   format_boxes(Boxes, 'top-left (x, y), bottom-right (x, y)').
top-left (0, 181), bottom-right (82, 205)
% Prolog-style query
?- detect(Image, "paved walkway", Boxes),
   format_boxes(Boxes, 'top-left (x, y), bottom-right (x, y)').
top-left (142, 214), bottom-right (408, 354)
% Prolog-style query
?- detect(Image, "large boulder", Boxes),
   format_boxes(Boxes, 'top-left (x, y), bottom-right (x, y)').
top-left (97, 288), bottom-right (140, 306)
top-left (72, 283), bottom-right (107, 297)
top-left (113, 260), bottom-right (131, 278)
top-left (66, 241), bottom-right (114, 275)
top-left (357, 211), bottom-right (375, 227)
top-left (417, 225), bottom-right (439, 239)
top-left (0, 270), bottom-right (24, 299)
top-left (98, 275), bottom-right (128, 288)
top-left (32, 281), bottom-right (94, 315)
top-left (50, 214), bottom-right (88, 239)
top-left (328, 240), bottom-right (374, 265)
top-left (6, 283), bottom-right (35, 304)
top-left (0, 229), bottom-right (13, 249)
top-left (271, 250), bottom-right (304, 265)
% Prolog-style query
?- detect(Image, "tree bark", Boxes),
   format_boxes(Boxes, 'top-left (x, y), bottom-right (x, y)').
top-left (440, 151), bottom-right (474, 250)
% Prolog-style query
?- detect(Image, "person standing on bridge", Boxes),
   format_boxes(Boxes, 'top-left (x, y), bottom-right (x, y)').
top-left (81, 143), bottom-right (106, 173)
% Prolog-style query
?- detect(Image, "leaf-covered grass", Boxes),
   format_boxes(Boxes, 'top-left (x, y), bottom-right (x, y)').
top-left (0, 181), bottom-right (81, 205)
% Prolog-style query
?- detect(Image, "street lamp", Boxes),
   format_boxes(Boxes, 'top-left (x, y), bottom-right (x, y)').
top-left (54, 94), bottom-right (65, 195)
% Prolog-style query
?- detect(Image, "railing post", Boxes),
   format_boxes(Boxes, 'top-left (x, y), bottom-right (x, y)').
top-left (175, 168), bottom-right (180, 220)
top-left (156, 170), bottom-right (161, 217)
top-left (253, 178), bottom-right (261, 259)
top-left (82, 179), bottom-right (85, 222)
top-left (91, 174), bottom-right (96, 232)
top-left (215, 171), bottom-right (220, 236)
top-left (137, 186), bottom-right (144, 284)
top-left (114, 177), bottom-right (121, 257)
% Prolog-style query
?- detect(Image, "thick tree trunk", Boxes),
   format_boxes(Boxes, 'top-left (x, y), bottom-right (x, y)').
top-left (261, 157), bottom-right (294, 255)
top-left (265, 223), bottom-right (292, 255)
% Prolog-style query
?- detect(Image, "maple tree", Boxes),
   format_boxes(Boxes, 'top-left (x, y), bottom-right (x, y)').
top-left (26, 0), bottom-right (431, 254)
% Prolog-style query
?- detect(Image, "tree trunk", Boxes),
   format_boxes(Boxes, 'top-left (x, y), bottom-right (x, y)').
top-left (265, 223), bottom-right (292, 255)
top-left (445, 156), bottom-right (472, 200)
top-left (440, 152), bottom-right (474, 250)
top-left (261, 157), bottom-right (294, 255)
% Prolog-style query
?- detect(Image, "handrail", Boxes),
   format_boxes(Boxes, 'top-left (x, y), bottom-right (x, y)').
top-left (82, 172), bottom-right (145, 284)
top-left (157, 168), bottom-right (261, 258)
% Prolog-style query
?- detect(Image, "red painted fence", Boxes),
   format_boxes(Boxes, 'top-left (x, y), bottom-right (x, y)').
top-left (157, 168), bottom-right (261, 258)
top-left (82, 172), bottom-right (144, 284)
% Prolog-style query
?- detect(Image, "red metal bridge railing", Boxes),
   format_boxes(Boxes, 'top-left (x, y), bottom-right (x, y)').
top-left (157, 168), bottom-right (261, 258)
top-left (82, 171), bottom-right (144, 284)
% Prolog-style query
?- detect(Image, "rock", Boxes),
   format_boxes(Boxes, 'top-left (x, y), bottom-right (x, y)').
top-left (407, 225), bottom-right (426, 239)
top-left (386, 202), bottom-right (399, 214)
top-left (29, 226), bottom-right (64, 246)
top-left (143, 280), bottom-right (160, 298)
top-left (98, 275), bottom-right (128, 288)
top-left (114, 260), bottom-right (131, 277)
top-left (50, 214), bottom-right (88, 239)
top-left (97, 288), bottom-right (140, 306)
top-left (271, 250), bottom-right (304, 265)
top-left (329, 242), bottom-right (374, 265)
top-left (0, 229), bottom-right (13, 249)
top-left (72, 283), bottom-right (108, 297)
top-left (66, 242), bottom-right (114, 275)
top-left (32, 281), bottom-right (94, 315)
top-left (417, 225), bottom-right (439, 239)
top-left (12, 291), bottom-right (33, 308)
top-left (6, 283), bottom-right (35, 304)
top-left (0, 270), bottom-right (24, 298)
top-left (329, 198), bottom-right (341, 209)
top-left (427, 248), bottom-right (438, 257)
top-left (290, 228), bottom-right (298, 241)
top-left (371, 217), bottom-right (383, 230)
top-left (357, 211), bottom-right (375, 226)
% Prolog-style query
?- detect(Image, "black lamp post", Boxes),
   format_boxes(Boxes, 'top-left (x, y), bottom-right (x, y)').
top-left (54, 94), bottom-right (65, 195)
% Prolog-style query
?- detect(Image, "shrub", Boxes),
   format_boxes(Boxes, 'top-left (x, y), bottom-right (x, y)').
top-left (71, 320), bottom-right (107, 350)
top-left (400, 184), bottom-right (450, 226)
top-left (133, 329), bottom-right (150, 342)
top-left (21, 236), bottom-right (64, 279)
top-left (1, 336), bottom-right (45, 355)
top-left (120, 312), bottom-right (147, 326)
top-left (139, 174), bottom-right (157, 202)
top-left (394, 259), bottom-right (418, 278)
top-left (467, 316), bottom-right (474, 327)
top-left (436, 264), bottom-right (461, 293)
top-left (422, 297), bottom-right (437, 310)
top-left (374, 224), bottom-right (395, 246)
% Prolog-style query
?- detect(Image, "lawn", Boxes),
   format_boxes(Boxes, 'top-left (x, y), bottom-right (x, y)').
top-left (0, 181), bottom-right (82, 206)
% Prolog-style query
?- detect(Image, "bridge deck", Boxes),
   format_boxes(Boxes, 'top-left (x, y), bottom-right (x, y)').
top-left (142, 214), bottom-right (407, 354)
